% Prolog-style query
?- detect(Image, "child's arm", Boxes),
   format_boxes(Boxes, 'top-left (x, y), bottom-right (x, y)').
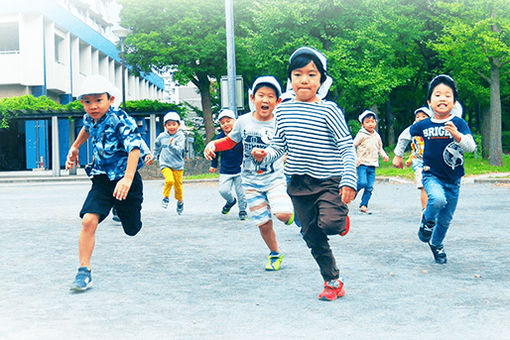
top-left (65, 127), bottom-right (90, 169)
top-left (378, 135), bottom-right (389, 162)
top-left (393, 126), bottom-right (411, 168)
top-left (352, 132), bottom-right (364, 147)
top-left (204, 137), bottom-right (238, 160)
top-left (445, 121), bottom-right (477, 152)
top-left (113, 148), bottom-right (141, 200)
top-left (140, 139), bottom-right (154, 165)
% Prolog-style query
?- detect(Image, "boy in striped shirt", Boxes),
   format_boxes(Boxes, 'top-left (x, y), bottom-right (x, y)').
top-left (252, 47), bottom-right (357, 301)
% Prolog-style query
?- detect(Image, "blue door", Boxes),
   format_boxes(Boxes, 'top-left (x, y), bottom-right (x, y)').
top-left (25, 120), bottom-right (49, 169)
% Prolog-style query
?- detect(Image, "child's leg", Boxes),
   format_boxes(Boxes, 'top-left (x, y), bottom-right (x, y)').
top-left (244, 185), bottom-right (279, 252)
top-left (422, 174), bottom-right (447, 224)
top-left (79, 213), bottom-right (99, 268)
top-left (356, 166), bottom-right (367, 207)
top-left (360, 166), bottom-right (375, 208)
top-left (430, 180), bottom-right (460, 246)
top-left (113, 172), bottom-right (144, 236)
top-left (233, 175), bottom-right (247, 211)
top-left (161, 167), bottom-right (175, 197)
top-left (420, 188), bottom-right (428, 210)
top-left (218, 174), bottom-right (236, 203)
top-left (172, 169), bottom-right (184, 202)
top-left (258, 219), bottom-right (279, 253)
top-left (266, 180), bottom-right (293, 223)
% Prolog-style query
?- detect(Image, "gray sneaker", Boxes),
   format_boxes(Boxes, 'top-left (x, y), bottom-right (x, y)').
top-left (70, 267), bottom-right (92, 292)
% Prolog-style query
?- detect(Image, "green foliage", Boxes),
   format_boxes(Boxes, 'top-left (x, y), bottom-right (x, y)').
top-left (125, 99), bottom-right (183, 115)
top-left (348, 119), bottom-right (361, 137)
top-left (0, 95), bottom-right (62, 128)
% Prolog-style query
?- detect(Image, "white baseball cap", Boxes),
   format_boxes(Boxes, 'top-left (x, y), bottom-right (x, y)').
top-left (358, 110), bottom-right (377, 123)
top-left (414, 107), bottom-right (433, 117)
top-left (218, 109), bottom-right (236, 121)
top-left (251, 76), bottom-right (282, 98)
top-left (163, 111), bottom-right (181, 124)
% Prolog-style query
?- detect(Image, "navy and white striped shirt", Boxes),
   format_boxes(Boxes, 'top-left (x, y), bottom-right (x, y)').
top-left (264, 100), bottom-right (357, 190)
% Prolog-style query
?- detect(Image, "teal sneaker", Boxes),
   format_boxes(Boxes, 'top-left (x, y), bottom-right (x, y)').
top-left (176, 201), bottom-right (184, 215)
top-left (265, 252), bottom-right (284, 271)
top-left (70, 267), bottom-right (92, 292)
top-left (221, 198), bottom-right (237, 214)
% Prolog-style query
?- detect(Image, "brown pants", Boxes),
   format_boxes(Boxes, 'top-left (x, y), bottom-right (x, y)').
top-left (287, 175), bottom-right (349, 281)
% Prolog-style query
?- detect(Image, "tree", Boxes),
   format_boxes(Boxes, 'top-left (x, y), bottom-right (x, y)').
top-left (431, 0), bottom-right (510, 166)
top-left (118, 0), bottom-right (232, 142)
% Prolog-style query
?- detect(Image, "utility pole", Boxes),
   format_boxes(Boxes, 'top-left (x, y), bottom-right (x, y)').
top-left (225, 0), bottom-right (237, 115)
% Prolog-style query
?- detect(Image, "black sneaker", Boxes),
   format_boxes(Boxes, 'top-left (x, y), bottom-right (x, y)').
top-left (418, 214), bottom-right (435, 243)
top-left (221, 198), bottom-right (237, 215)
top-left (112, 208), bottom-right (121, 222)
top-left (429, 242), bottom-right (447, 264)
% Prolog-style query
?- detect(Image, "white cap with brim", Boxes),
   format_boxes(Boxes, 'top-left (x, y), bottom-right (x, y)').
top-left (358, 110), bottom-right (377, 123)
top-left (248, 75), bottom-right (282, 112)
top-left (163, 111), bottom-right (181, 124)
top-left (283, 46), bottom-right (333, 101)
top-left (414, 107), bottom-right (433, 117)
top-left (218, 109), bottom-right (236, 121)
top-left (77, 75), bottom-right (122, 108)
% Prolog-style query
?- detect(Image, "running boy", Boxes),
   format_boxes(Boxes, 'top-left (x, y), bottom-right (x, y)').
top-left (209, 109), bottom-right (248, 220)
top-left (393, 107), bottom-right (432, 209)
top-left (354, 110), bottom-right (389, 214)
top-left (204, 76), bottom-right (294, 271)
top-left (66, 75), bottom-right (146, 292)
top-left (153, 111), bottom-right (186, 214)
top-left (410, 75), bottom-right (476, 264)
top-left (251, 47), bottom-right (357, 301)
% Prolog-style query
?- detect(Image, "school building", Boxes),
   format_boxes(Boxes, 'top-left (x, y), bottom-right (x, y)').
top-left (0, 0), bottom-right (167, 171)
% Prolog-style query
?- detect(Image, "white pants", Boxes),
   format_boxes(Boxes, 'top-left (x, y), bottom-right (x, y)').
top-left (218, 173), bottom-right (247, 211)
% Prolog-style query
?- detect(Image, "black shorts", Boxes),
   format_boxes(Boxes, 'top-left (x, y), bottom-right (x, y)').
top-left (80, 172), bottom-right (143, 236)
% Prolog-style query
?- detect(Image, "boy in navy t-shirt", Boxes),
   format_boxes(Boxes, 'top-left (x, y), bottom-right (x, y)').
top-left (410, 74), bottom-right (476, 264)
top-left (209, 109), bottom-right (247, 220)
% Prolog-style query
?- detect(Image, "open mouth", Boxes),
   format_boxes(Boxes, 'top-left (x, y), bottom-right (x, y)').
top-left (261, 105), bottom-right (270, 110)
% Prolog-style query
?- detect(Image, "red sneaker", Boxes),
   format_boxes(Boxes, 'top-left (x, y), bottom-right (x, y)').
top-left (318, 278), bottom-right (345, 301)
top-left (340, 216), bottom-right (350, 236)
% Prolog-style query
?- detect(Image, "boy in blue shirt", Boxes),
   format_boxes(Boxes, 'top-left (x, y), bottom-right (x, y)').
top-left (66, 75), bottom-right (146, 291)
top-left (209, 109), bottom-right (248, 220)
top-left (410, 75), bottom-right (476, 264)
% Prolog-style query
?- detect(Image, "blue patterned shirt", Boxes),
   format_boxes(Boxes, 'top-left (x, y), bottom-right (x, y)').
top-left (83, 107), bottom-right (144, 180)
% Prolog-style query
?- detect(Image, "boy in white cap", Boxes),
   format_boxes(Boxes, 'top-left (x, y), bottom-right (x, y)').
top-left (66, 75), bottom-right (147, 292)
top-left (393, 107), bottom-right (432, 209)
top-left (153, 111), bottom-right (186, 214)
top-left (354, 110), bottom-right (389, 214)
top-left (209, 109), bottom-right (248, 220)
top-left (204, 76), bottom-right (294, 271)
top-left (251, 47), bottom-right (357, 301)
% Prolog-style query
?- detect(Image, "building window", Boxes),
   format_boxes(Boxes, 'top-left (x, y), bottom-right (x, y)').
top-left (54, 34), bottom-right (65, 64)
top-left (0, 23), bottom-right (19, 54)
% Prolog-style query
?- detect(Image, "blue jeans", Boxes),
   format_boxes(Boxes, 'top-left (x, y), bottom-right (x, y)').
top-left (357, 165), bottom-right (376, 208)
top-left (422, 173), bottom-right (461, 247)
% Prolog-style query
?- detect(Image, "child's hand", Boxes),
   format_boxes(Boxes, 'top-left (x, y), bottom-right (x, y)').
top-left (251, 148), bottom-right (267, 162)
top-left (392, 156), bottom-right (404, 169)
top-left (383, 155), bottom-right (389, 162)
top-left (168, 138), bottom-right (174, 145)
top-left (340, 186), bottom-right (356, 205)
top-left (444, 121), bottom-right (461, 141)
top-left (209, 167), bottom-right (217, 173)
top-left (144, 154), bottom-right (154, 166)
top-left (113, 177), bottom-right (133, 201)
top-left (203, 142), bottom-right (216, 160)
top-left (65, 146), bottom-right (79, 170)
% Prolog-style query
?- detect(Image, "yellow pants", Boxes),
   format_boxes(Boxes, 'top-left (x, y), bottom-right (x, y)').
top-left (161, 168), bottom-right (184, 201)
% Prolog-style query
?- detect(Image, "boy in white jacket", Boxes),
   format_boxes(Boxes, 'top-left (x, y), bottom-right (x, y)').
top-left (353, 110), bottom-right (389, 213)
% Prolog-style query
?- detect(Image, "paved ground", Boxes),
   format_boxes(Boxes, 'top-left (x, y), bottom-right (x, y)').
top-left (0, 179), bottom-right (509, 339)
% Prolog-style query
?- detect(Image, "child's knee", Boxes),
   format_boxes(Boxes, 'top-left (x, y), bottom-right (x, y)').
top-left (82, 214), bottom-right (99, 232)
top-left (274, 212), bottom-right (292, 223)
top-left (429, 194), bottom-right (447, 210)
top-left (122, 221), bottom-right (142, 236)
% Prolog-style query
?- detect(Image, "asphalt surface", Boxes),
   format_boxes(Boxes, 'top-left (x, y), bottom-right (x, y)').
top-left (1, 179), bottom-right (509, 339)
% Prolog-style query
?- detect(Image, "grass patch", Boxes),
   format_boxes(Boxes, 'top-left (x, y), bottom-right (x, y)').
top-left (184, 173), bottom-right (219, 180)
top-left (378, 150), bottom-right (510, 178)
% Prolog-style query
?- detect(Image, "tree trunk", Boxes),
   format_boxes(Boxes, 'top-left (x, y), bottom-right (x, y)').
top-left (481, 106), bottom-right (490, 159)
top-left (196, 74), bottom-right (215, 143)
top-left (386, 95), bottom-right (394, 146)
top-left (488, 63), bottom-right (503, 166)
